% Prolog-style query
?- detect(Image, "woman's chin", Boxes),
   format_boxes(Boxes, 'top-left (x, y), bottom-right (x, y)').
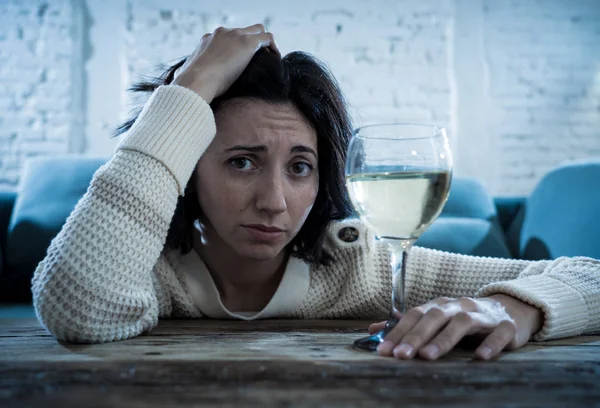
top-left (237, 243), bottom-right (286, 261)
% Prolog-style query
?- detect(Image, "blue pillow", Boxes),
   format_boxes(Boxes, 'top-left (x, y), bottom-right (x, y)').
top-left (6, 156), bottom-right (107, 281)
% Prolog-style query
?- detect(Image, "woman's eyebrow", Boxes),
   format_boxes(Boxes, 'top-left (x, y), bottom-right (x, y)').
top-left (291, 145), bottom-right (318, 158)
top-left (224, 145), bottom-right (317, 158)
top-left (224, 145), bottom-right (267, 153)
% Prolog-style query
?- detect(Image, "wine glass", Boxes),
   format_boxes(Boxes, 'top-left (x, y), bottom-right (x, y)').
top-left (345, 123), bottom-right (453, 351)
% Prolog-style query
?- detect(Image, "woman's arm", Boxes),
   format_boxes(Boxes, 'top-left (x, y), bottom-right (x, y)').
top-left (32, 86), bottom-right (216, 343)
top-left (406, 246), bottom-right (600, 340)
top-left (364, 245), bottom-right (599, 360)
top-left (476, 256), bottom-right (599, 340)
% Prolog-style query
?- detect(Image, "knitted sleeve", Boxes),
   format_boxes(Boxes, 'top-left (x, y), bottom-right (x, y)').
top-left (31, 85), bottom-right (216, 343)
top-left (406, 246), bottom-right (600, 341)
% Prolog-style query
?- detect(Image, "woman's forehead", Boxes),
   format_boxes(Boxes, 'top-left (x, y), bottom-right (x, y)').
top-left (214, 100), bottom-right (317, 148)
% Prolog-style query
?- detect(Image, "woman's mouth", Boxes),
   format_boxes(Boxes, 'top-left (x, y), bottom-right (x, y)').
top-left (243, 224), bottom-right (285, 241)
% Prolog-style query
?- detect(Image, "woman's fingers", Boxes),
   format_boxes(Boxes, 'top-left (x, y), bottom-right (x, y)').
top-left (368, 311), bottom-right (402, 335)
top-left (378, 308), bottom-right (449, 358)
top-left (250, 32), bottom-right (280, 55)
top-left (475, 320), bottom-right (517, 360)
top-left (390, 308), bottom-right (449, 359)
top-left (370, 297), bottom-right (524, 361)
top-left (368, 321), bottom-right (386, 335)
top-left (237, 25), bottom-right (279, 55)
top-left (240, 23), bottom-right (266, 34)
top-left (418, 312), bottom-right (477, 360)
top-left (376, 309), bottom-right (423, 356)
top-left (172, 24), bottom-right (281, 102)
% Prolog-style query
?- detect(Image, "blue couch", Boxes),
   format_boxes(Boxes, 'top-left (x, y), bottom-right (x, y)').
top-left (1, 156), bottom-right (599, 303)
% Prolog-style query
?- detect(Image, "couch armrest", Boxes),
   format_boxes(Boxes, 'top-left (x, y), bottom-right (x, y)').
top-left (494, 197), bottom-right (526, 234)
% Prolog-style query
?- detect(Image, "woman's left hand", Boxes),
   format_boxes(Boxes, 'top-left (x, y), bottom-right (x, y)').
top-left (370, 294), bottom-right (543, 360)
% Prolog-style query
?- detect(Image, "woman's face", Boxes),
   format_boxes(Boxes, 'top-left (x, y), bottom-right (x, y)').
top-left (194, 99), bottom-right (319, 261)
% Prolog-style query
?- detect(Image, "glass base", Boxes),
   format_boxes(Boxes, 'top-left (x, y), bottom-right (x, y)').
top-left (353, 330), bottom-right (386, 351)
top-left (353, 318), bottom-right (399, 351)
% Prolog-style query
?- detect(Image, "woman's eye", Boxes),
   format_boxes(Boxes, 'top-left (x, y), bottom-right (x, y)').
top-left (289, 162), bottom-right (313, 177)
top-left (228, 158), bottom-right (255, 171)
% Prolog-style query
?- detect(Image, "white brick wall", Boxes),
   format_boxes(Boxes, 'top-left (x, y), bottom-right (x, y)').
top-left (0, 0), bottom-right (83, 187)
top-left (0, 0), bottom-right (599, 196)
top-left (126, 0), bottom-right (453, 130)
top-left (483, 0), bottom-right (600, 195)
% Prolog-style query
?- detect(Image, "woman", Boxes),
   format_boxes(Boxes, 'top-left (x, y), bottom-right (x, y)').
top-left (32, 25), bottom-right (600, 360)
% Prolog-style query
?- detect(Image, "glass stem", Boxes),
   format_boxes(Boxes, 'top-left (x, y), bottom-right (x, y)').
top-left (383, 239), bottom-right (414, 334)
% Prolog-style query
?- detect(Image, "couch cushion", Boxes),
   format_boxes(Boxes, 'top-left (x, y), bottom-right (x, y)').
top-left (6, 156), bottom-right (107, 283)
top-left (440, 178), bottom-right (498, 220)
top-left (417, 217), bottom-right (513, 258)
top-left (0, 189), bottom-right (17, 275)
top-left (415, 177), bottom-right (511, 258)
top-left (507, 160), bottom-right (600, 260)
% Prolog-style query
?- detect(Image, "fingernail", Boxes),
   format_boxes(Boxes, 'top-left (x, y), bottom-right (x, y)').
top-left (377, 340), bottom-right (394, 355)
top-left (478, 346), bottom-right (493, 360)
top-left (422, 344), bottom-right (440, 359)
top-left (393, 343), bottom-right (414, 358)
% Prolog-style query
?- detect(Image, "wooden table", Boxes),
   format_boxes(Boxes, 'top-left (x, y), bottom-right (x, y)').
top-left (1, 318), bottom-right (599, 407)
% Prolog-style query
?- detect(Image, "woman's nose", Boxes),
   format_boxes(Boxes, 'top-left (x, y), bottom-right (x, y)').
top-left (255, 172), bottom-right (287, 214)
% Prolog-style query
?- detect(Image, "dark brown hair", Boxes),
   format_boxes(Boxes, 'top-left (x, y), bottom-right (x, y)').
top-left (115, 49), bottom-right (354, 265)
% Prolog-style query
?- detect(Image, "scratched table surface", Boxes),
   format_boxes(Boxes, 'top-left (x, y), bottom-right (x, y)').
top-left (1, 318), bottom-right (599, 408)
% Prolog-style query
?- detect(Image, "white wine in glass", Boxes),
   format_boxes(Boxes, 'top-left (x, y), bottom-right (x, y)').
top-left (345, 123), bottom-right (453, 351)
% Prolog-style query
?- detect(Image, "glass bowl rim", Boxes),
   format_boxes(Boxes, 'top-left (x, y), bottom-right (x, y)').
top-left (353, 122), bottom-right (446, 141)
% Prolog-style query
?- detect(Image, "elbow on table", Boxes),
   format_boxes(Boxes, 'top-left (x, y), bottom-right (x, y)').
top-left (31, 260), bottom-right (158, 344)
top-left (33, 286), bottom-right (157, 344)
top-left (34, 298), bottom-right (156, 344)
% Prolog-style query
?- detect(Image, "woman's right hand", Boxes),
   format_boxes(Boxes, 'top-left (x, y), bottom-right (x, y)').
top-left (173, 24), bottom-right (279, 103)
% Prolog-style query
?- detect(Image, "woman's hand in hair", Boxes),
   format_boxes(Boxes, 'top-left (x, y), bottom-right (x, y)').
top-left (173, 24), bottom-right (279, 103)
top-left (369, 294), bottom-right (543, 360)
